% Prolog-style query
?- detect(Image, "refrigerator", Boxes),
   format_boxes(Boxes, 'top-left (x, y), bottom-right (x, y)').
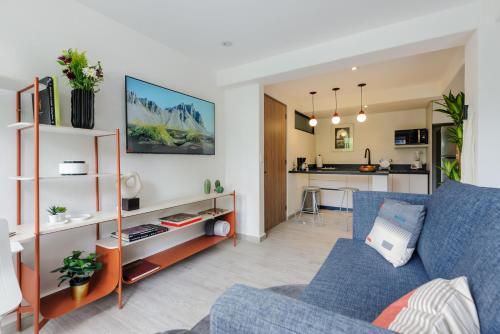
top-left (432, 124), bottom-right (457, 192)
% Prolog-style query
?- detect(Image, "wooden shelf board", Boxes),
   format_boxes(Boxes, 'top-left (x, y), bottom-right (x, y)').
top-left (123, 235), bottom-right (229, 284)
top-left (96, 210), bottom-right (233, 249)
top-left (8, 122), bottom-right (115, 136)
top-left (9, 173), bottom-right (115, 181)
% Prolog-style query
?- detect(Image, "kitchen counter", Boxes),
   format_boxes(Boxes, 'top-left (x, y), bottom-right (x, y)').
top-left (289, 164), bottom-right (429, 175)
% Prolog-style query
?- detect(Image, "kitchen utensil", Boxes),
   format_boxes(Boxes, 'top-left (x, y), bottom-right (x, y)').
top-left (359, 165), bottom-right (377, 172)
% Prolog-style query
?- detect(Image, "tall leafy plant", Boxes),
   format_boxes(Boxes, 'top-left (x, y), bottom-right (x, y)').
top-left (434, 91), bottom-right (465, 181)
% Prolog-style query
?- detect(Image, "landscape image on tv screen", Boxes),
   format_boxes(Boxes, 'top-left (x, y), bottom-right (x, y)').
top-left (125, 76), bottom-right (215, 155)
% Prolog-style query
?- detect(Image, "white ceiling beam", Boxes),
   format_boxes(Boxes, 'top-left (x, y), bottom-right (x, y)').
top-left (217, 3), bottom-right (479, 87)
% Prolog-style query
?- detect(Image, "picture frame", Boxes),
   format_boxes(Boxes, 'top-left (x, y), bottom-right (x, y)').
top-left (125, 76), bottom-right (215, 155)
top-left (332, 124), bottom-right (354, 152)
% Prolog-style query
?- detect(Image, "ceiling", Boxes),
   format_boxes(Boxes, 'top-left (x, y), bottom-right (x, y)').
top-left (265, 47), bottom-right (464, 116)
top-left (77, 0), bottom-right (474, 70)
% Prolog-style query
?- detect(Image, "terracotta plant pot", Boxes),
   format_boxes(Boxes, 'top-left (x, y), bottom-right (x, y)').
top-left (70, 277), bottom-right (90, 302)
top-left (71, 89), bottom-right (95, 129)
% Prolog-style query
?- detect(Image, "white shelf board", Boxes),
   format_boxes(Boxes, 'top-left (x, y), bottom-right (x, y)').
top-left (96, 209), bottom-right (233, 249)
top-left (14, 191), bottom-right (233, 237)
top-left (394, 144), bottom-right (429, 149)
top-left (8, 122), bottom-right (115, 137)
top-left (9, 224), bottom-right (35, 244)
top-left (39, 211), bottom-right (118, 235)
top-left (9, 173), bottom-right (115, 181)
top-left (121, 191), bottom-right (234, 219)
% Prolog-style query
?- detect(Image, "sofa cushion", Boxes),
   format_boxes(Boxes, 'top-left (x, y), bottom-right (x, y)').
top-left (299, 239), bottom-right (429, 322)
top-left (449, 209), bottom-right (500, 334)
top-left (418, 181), bottom-right (500, 279)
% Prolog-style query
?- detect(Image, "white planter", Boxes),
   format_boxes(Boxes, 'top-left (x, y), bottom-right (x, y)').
top-left (48, 215), bottom-right (59, 224)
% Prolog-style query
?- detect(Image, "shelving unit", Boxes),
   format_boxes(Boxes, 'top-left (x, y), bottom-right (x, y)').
top-left (10, 77), bottom-right (237, 334)
top-left (12, 77), bottom-right (123, 334)
top-left (394, 144), bottom-right (429, 149)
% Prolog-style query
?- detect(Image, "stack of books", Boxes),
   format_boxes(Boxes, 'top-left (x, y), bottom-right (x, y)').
top-left (159, 213), bottom-right (203, 227)
top-left (123, 259), bottom-right (160, 283)
top-left (31, 76), bottom-right (61, 126)
top-left (111, 224), bottom-right (168, 242)
top-left (198, 208), bottom-right (228, 216)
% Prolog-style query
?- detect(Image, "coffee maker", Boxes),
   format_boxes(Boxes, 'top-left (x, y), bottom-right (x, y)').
top-left (297, 157), bottom-right (307, 171)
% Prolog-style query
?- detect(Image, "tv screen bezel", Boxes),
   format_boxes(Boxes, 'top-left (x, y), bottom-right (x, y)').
top-left (125, 75), bottom-right (215, 155)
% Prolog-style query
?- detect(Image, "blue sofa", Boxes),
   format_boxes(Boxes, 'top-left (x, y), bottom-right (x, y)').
top-left (210, 181), bottom-right (500, 333)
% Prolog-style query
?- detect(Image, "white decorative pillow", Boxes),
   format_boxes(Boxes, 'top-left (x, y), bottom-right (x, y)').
top-left (365, 216), bottom-right (413, 267)
top-left (365, 199), bottom-right (426, 267)
top-left (373, 276), bottom-right (480, 334)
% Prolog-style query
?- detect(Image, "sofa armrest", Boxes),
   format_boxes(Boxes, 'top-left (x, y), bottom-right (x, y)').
top-left (210, 284), bottom-right (394, 334)
top-left (352, 191), bottom-right (429, 241)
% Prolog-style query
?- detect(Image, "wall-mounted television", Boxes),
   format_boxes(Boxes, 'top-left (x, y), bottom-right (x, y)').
top-left (125, 76), bottom-right (215, 155)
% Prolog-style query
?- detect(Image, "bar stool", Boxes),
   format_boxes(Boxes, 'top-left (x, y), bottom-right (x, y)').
top-left (298, 186), bottom-right (321, 221)
top-left (338, 187), bottom-right (359, 231)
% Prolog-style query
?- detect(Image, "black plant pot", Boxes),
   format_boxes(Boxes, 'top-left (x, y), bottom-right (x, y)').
top-left (71, 89), bottom-right (95, 129)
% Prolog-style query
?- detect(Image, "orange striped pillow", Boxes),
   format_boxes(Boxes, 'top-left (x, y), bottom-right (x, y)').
top-left (372, 290), bottom-right (415, 328)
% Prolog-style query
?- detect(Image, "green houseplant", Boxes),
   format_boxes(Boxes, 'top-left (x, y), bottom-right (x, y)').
top-left (434, 91), bottom-right (465, 181)
top-left (46, 205), bottom-right (67, 224)
top-left (51, 251), bottom-right (103, 301)
top-left (57, 49), bottom-right (103, 129)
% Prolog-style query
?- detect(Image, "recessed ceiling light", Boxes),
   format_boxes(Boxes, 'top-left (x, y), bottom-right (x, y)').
top-left (364, 105), bottom-right (368, 108)
top-left (351, 66), bottom-right (358, 71)
top-left (221, 41), bottom-right (233, 47)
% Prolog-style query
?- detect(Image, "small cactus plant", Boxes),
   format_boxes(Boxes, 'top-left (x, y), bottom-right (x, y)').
top-left (214, 180), bottom-right (224, 193)
top-left (203, 179), bottom-right (211, 194)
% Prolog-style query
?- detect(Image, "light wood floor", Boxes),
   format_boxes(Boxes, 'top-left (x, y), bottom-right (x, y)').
top-left (8, 211), bottom-right (352, 334)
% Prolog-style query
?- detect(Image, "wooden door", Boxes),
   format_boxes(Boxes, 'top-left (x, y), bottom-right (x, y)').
top-left (264, 95), bottom-right (287, 232)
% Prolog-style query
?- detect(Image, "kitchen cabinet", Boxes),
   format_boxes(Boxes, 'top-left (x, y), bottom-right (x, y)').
top-left (409, 174), bottom-right (429, 194)
top-left (391, 174), bottom-right (410, 193)
top-left (390, 174), bottom-right (428, 194)
top-left (307, 174), bottom-right (388, 209)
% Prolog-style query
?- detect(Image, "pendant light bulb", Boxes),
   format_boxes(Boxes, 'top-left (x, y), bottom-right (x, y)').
top-left (331, 87), bottom-right (341, 124)
top-left (357, 83), bottom-right (367, 123)
top-left (357, 111), bottom-right (367, 123)
top-left (309, 91), bottom-right (317, 127)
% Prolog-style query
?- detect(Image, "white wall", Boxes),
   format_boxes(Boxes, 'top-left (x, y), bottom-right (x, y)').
top-left (0, 0), bottom-right (225, 294)
top-left (314, 109), bottom-right (428, 165)
top-left (463, 0), bottom-right (500, 187)
top-left (224, 84), bottom-right (265, 240)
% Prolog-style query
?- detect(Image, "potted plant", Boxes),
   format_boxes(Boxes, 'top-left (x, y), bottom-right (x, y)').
top-left (47, 205), bottom-right (67, 224)
top-left (435, 91), bottom-right (465, 181)
top-left (57, 49), bottom-right (104, 129)
top-left (51, 251), bottom-right (103, 302)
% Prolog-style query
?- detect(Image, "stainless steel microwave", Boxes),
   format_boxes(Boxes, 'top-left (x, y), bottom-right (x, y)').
top-left (395, 128), bottom-right (428, 146)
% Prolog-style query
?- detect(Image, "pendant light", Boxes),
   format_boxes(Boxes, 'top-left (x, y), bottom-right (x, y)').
top-left (309, 91), bottom-right (318, 127)
top-left (357, 83), bottom-right (367, 123)
top-left (331, 87), bottom-right (341, 124)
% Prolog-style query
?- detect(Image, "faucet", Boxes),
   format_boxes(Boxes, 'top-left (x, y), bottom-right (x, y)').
top-left (364, 148), bottom-right (371, 165)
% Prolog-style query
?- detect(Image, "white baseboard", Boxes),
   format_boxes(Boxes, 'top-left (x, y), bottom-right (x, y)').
top-left (237, 232), bottom-right (267, 243)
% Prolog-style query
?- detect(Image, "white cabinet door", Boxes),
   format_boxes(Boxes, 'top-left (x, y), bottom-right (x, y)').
top-left (391, 174), bottom-right (410, 193)
top-left (409, 174), bottom-right (429, 194)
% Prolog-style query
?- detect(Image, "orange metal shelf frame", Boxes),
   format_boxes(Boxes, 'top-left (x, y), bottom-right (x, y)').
top-left (13, 77), bottom-right (237, 334)
top-left (14, 77), bottom-right (123, 334)
top-left (123, 210), bottom-right (236, 285)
